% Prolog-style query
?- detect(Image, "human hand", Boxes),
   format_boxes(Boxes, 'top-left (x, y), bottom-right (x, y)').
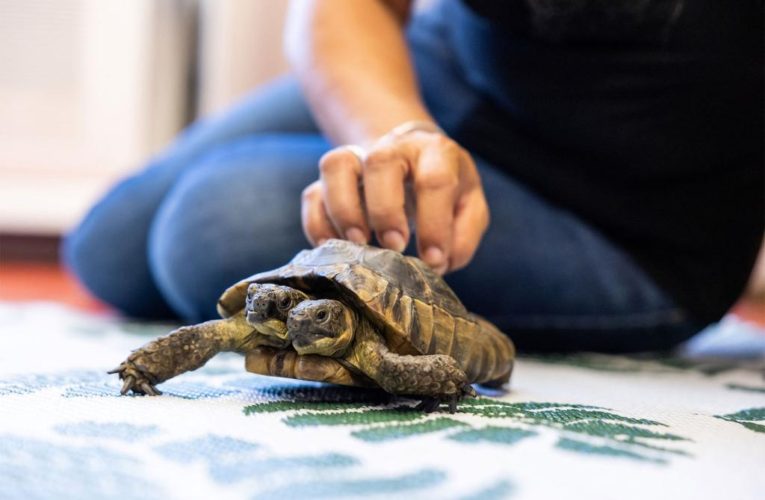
top-left (301, 126), bottom-right (490, 274)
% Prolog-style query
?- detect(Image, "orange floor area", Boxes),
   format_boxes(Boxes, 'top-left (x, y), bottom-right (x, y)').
top-left (732, 299), bottom-right (765, 327)
top-left (0, 262), bottom-right (109, 313)
top-left (1, 262), bottom-right (764, 327)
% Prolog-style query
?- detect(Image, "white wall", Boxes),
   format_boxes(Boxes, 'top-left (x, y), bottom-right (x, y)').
top-left (197, 0), bottom-right (290, 116)
top-left (0, 0), bottom-right (289, 235)
top-left (0, 0), bottom-right (198, 234)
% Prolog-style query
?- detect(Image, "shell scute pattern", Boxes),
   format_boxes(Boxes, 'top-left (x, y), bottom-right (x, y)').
top-left (411, 300), bottom-right (434, 354)
top-left (430, 306), bottom-right (456, 355)
top-left (218, 240), bottom-right (513, 383)
top-left (336, 265), bottom-right (388, 306)
top-left (237, 241), bottom-right (478, 353)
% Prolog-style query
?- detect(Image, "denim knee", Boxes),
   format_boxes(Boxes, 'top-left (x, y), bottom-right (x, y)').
top-left (62, 175), bottom-right (176, 319)
top-left (148, 136), bottom-right (327, 322)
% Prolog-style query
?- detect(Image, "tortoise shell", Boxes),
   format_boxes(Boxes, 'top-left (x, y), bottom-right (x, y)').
top-left (218, 240), bottom-right (512, 377)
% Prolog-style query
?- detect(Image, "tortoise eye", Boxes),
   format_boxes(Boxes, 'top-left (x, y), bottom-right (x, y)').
top-left (279, 297), bottom-right (291, 309)
top-left (316, 310), bottom-right (328, 322)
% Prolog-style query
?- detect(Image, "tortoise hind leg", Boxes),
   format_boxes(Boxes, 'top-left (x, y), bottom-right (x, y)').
top-left (480, 379), bottom-right (507, 389)
top-left (480, 371), bottom-right (512, 390)
top-left (477, 360), bottom-right (514, 390)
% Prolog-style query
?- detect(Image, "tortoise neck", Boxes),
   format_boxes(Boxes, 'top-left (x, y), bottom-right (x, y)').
top-left (222, 314), bottom-right (260, 352)
top-left (347, 314), bottom-right (388, 371)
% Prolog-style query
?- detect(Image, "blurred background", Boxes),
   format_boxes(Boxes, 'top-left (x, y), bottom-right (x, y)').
top-left (0, 0), bottom-right (288, 238)
top-left (0, 0), bottom-right (762, 324)
top-left (0, 0), bottom-right (290, 307)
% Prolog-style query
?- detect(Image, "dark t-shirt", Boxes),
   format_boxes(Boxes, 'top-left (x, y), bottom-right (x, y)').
top-left (455, 0), bottom-right (764, 323)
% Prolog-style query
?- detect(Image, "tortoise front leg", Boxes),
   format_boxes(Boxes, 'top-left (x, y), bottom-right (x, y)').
top-left (374, 352), bottom-right (476, 412)
top-left (350, 328), bottom-right (475, 412)
top-left (110, 315), bottom-right (253, 395)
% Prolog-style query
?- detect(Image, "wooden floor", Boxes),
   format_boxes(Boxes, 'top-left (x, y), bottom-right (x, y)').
top-left (1, 262), bottom-right (764, 327)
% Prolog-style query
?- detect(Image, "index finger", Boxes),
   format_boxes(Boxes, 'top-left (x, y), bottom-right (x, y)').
top-left (412, 139), bottom-right (461, 274)
top-left (319, 147), bottom-right (369, 244)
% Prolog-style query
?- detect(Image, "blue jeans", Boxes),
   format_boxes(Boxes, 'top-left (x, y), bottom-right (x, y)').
top-left (63, 3), bottom-right (700, 352)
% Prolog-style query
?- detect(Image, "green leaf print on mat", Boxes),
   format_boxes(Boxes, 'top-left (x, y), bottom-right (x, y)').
top-left (353, 417), bottom-right (468, 442)
top-left (458, 400), bottom-right (663, 426)
top-left (726, 383), bottom-right (765, 394)
top-left (448, 426), bottom-right (536, 445)
top-left (244, 401), bottom-right (373, 414)
top-left (716, 408), bottom-right (765, 434)
top-left (556, 438), bottom-right (666, 463)
top-left (244, 389), bottom-right (690, 464)
top-left (286, 407), bottom-right (424, 426)
top-left (460, 399), bottom-right (689, 461)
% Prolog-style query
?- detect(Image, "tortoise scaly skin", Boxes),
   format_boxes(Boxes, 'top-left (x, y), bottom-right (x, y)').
top-left (110, 284), bottom-right (311, 395)
top-left (244, 283), bottom-right (311, 345)
top-left (111, 240), bottom-right (515, 411)
top-left (287, 298), bottom-right (476, 410)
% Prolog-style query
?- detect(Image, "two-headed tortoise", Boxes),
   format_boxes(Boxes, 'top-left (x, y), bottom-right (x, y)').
top-left (111, 239), bottom-right (515, 410)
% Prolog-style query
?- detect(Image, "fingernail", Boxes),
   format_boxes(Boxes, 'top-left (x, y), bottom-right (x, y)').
top-left (345, 227), bottom-right (367, 245)
top-left (381, 230), bottom-right (407, 252)
top-left (424, 246), bottom-right (447, 274)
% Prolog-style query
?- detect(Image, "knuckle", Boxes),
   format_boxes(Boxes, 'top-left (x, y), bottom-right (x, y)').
top-left (301, 182), bottom-right (320, 203)
top-left (319, 151), bottom-right (356, 176)
top-left (364, 147), bottom-right (400, 171)
top-left (432, 133), bottom-right (456, 151)
top-left (414, 169), bottom-right (459, 192)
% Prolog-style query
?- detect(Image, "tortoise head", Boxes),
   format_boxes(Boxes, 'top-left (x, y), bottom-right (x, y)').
top-left (287, 299), bottom-right (355, 357)
top-left (245, 283), bottom-right (309, 341)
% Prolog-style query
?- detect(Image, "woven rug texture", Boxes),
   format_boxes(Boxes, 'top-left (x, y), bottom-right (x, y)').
top-left (1, 303), bottom-right (764, 499)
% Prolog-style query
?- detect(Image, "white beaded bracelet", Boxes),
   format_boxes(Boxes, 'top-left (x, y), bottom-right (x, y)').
top-left (341, 144), bottom-right (367, 163)
top-left (383, 120), bottom-right (445, 140)
top-left (337, 121), bottom-right (445, 165)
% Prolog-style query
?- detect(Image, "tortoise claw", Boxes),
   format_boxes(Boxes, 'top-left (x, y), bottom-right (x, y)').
top-left (140, 382), bottom-right (161, 396)
top-left (120, 375), bottom-right (135, 395)
top-left (414, 384), bottom-right (475, 413)
top-left (414, 397), bottom-right (441, 413)
top-left (448, 396), bottom-right (458, 414)
top-left (112, 357), bottom-right (163, 396)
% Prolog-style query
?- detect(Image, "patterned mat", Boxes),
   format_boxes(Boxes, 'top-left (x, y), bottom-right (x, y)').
top-left (1, 303), bottom-right (763, 499)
